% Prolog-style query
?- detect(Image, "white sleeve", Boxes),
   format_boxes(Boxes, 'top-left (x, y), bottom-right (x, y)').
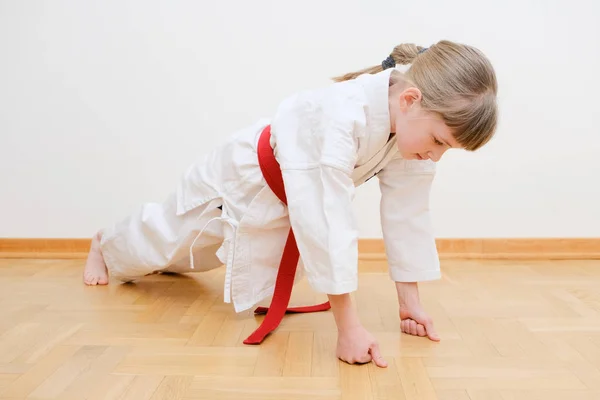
top-left (271, 91), bottom-right (363, 294)
top-left (377, 155), bottom-right (441, 282)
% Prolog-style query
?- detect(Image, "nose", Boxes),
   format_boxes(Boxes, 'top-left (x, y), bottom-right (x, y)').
top-left (428, 148), bottom-right (447, 162)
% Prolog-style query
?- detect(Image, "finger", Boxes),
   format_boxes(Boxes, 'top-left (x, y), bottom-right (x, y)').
top-left (402, 319), bottom-right (410, 334)
top-left (355, 354), bottom-right (372, 364)
top-left (416, 323), bottom-right (427, 337)
top-left (369, 343), bottom-right (388, 368)
top-left (409, 320), bottom-right (418, 335)
top-left (423, 318), bottom-right (441, 342)
top-left (341, 356), bottom-right (364, 365)
top-left (403, 319), bottom-right (411, 335)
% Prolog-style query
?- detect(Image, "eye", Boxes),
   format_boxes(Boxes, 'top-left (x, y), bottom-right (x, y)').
top-left (432, 136), bottom-right (444, 146)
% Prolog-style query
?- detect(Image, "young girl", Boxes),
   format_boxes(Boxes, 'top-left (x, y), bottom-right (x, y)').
top-left (83, 40), bottom-right (498, 368)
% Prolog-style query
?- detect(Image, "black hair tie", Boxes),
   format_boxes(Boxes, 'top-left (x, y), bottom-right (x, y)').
top-left (381, 55), bottom-right (395, 70)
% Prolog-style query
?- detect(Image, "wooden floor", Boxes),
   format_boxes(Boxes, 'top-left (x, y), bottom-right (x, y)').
top-left (1, 258), bottom-right (600, 399)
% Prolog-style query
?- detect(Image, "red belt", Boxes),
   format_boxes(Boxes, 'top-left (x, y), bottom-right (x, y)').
top-left (243, 125), bottom-right (331, 345)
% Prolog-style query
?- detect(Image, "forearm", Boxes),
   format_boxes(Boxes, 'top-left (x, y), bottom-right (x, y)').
top-left (328, 293), bottom-right (361, 331)
top-left (395, 281), bottom-right (440, 341)
top-left (395, 281), bottom-right (421, 308)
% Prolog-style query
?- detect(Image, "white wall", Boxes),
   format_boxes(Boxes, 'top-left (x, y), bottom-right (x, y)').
top-left (1, 0), bottom-right (599, 239)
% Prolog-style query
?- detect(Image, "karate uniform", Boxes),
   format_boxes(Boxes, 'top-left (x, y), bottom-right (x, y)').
top-left (100, 68), bottom-right (441, 313)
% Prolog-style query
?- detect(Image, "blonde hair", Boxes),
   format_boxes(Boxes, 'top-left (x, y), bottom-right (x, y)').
top-left (333, 40), bottom-right (498, 151)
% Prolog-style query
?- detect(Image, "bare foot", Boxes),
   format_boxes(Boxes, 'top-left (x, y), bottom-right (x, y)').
top-left (83, 231), bottom-right (109, 285)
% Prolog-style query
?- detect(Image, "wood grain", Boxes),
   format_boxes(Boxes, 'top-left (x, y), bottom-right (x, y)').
top-left (1, 257), bottom-right (600, 398)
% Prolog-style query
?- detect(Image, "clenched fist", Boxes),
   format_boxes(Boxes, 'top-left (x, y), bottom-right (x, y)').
top-left (336, 325), bottom-right (388, 368)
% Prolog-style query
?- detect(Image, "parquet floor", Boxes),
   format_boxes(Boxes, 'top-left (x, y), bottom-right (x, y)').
top-left (1, 257), bottom-right (600, 399)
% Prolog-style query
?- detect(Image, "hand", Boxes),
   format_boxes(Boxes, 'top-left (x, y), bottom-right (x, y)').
top-left (399, 305), bottom-right (440, 341)
top-left (396, 282), bottom-right (440, 342)
top-left (327, 293), bottom-right (387, 368)
top-left (336, 324), bottom-right (388, 368)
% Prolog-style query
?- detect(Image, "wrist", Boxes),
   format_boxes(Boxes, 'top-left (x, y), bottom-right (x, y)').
top-left (395, 281), bottom-right (420, 308)
top-left (327, 293), bottom-right (362, 332)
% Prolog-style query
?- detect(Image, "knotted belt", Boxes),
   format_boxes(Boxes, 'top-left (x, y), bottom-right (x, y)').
top-left (243, 125), bottom-right (331, 345)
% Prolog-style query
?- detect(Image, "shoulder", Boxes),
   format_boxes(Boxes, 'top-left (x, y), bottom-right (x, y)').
top-left (274, 80), bottom-right (367, 123)
top-left (271, 82), bottom-right (368, 172)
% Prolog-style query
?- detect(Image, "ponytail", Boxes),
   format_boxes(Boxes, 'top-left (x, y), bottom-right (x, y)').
top-left (332, 43), bottom-right (427, 82)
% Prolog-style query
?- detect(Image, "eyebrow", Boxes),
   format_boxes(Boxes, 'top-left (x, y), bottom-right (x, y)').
top-left (441, 132), bottom-right (457, 148)
top-left (436, 134), bottom-right (451, 147)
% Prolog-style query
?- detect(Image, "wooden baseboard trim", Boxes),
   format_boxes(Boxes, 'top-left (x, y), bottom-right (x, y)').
top-left (358, 238), bottom-right (600, 260)
top-left (0, 238), bottom-right (91, 259)
top-left (1, 238), bottom-right (600, 260)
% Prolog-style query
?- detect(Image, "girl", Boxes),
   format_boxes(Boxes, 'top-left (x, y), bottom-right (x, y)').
top-left (83, 40), bottom-right (498, 368)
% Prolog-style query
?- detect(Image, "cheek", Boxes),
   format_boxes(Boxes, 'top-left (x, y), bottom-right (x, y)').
top-left (395, 118), bottom-right (427, 155)
top-left (396, 135), bottom-right (418, 157)
top-left (398, 131), bottom-right (419, 151)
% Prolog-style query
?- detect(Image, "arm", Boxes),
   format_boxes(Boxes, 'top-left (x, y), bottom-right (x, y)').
top-left (281, 165), bottom-right (358, 295)
top-left (271, 91), bottom-right (362, 296)
top-left (377, 154), bottom-right (441, 282)
top-left (270, 91), bottom-right (387, 366)
top-left (377, 155), bottom-right (441, 341)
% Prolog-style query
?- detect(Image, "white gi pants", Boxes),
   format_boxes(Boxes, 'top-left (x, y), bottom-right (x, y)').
top-left (99, 192), bottom-right (228, 282)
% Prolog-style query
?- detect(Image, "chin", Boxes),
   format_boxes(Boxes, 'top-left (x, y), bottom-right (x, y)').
top-left (397, 144), bottom-right (418, 160)
top-left (398, 149), bottom-right (410, 159)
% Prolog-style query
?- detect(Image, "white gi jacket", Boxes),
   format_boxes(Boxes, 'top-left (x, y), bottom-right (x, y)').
top-left (101, 68), bottom-right (440, 313)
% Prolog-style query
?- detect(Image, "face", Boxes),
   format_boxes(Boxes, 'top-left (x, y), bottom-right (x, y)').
top-left (390, 87), bottom-right (460, 162)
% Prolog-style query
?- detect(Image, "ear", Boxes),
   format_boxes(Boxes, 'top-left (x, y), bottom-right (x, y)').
top-left (399, 87), bottom-right (422, 111)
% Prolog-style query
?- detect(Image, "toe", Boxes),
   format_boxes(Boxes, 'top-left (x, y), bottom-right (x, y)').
top-left (84, 273), bottom-right (98, 285)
